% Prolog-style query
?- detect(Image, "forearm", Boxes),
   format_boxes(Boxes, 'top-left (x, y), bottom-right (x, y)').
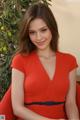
top-left (65, 102), bottom-right (79, 120)
top-left (13, 105), bottom-right (54, 120)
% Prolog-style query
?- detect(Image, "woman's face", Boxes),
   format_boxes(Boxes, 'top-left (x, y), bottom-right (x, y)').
top-left (28, 18), bottom-right (52, 51)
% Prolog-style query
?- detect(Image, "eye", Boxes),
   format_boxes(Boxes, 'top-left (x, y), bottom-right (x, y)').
top-left (41, 28), bottom-right (47, 32)
top-left (29, 31), bottom-right (35, 35)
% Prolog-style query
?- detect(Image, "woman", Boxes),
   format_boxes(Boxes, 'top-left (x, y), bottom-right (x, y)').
top-left (11, 2), bottom-right (79, 120)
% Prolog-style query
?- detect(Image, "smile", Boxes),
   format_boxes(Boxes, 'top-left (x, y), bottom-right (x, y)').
top-left (36, 40), bottom-right (46, 45)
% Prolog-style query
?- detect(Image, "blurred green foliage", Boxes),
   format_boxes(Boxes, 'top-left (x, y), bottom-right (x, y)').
top-left (0, 0), bottom-right (52, 100)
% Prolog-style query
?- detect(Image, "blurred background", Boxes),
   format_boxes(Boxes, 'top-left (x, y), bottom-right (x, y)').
top-left (50, 0), bottom-right (80, 76)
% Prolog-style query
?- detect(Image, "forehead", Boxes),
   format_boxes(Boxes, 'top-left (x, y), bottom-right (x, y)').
top-left (29, 18), bottom-right (47, 30)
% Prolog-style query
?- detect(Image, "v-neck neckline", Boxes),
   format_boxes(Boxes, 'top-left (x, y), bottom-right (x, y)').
top-left (34, 51), bottom-right (58, 81)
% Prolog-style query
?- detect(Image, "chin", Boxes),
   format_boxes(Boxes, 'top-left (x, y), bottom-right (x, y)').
top-left (37, 46), bottom-right (49, 51)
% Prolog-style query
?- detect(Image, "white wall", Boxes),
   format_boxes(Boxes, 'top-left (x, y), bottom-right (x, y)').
top-left (50, 0), bottom-right (80, 75)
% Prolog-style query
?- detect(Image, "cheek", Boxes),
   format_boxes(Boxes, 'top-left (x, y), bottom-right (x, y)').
top-left (47, 32), bottom-right (52, 41)
top-left (45, 29), bottom-right (52, 39)
top-left (29, 35), bottom-right (36, 43)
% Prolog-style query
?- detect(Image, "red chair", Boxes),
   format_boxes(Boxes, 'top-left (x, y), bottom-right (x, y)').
top-left (0, 86), bottom-right (17, 120)
top-left (0, 83), bottom-right (80, 120)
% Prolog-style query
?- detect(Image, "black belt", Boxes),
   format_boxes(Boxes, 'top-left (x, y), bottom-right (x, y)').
top-left (24, 101), bottom-right (65, 106)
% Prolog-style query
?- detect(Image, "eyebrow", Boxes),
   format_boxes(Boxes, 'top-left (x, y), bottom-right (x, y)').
top-left (29, 26), bottom-right (48, 31)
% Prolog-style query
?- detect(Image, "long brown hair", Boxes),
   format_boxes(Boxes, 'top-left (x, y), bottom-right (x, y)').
top-left (18, 2), bottom-right (59, 54)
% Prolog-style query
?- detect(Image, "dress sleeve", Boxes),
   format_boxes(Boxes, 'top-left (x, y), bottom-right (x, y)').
top-left (68, 54), bottom-right (78, 72)
top-left (11, 54), bottom-right (25, 73)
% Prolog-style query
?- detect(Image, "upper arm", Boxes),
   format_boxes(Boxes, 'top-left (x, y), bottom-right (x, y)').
top-left (11, 68), bottom-right (25, 111)
top-left (66, 68), bottom-right (77, 104)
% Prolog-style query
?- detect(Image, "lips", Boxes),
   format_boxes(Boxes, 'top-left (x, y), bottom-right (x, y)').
top-left (36, 40), bottom-right (46, 46)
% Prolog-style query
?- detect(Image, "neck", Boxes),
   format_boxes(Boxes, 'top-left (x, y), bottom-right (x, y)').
top-left (37, 47), bottom-right (55, 58)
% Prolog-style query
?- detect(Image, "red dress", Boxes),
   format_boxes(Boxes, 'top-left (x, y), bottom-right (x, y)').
top-left (0, 51), bottom-right (79, 120)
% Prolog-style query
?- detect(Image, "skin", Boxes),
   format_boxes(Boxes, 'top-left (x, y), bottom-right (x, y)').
top-left (65, 69), bottom-right (79, 119)
top-left (11, 18), bottom-right (79, 120)
top-left (29, 18), bottom-right (56, 80)
top-left (29, 18), bottom-right (52, 53)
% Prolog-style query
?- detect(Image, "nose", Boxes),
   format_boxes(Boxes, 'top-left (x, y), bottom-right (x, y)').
top-left (36, 32), bottom-right (41, 41)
